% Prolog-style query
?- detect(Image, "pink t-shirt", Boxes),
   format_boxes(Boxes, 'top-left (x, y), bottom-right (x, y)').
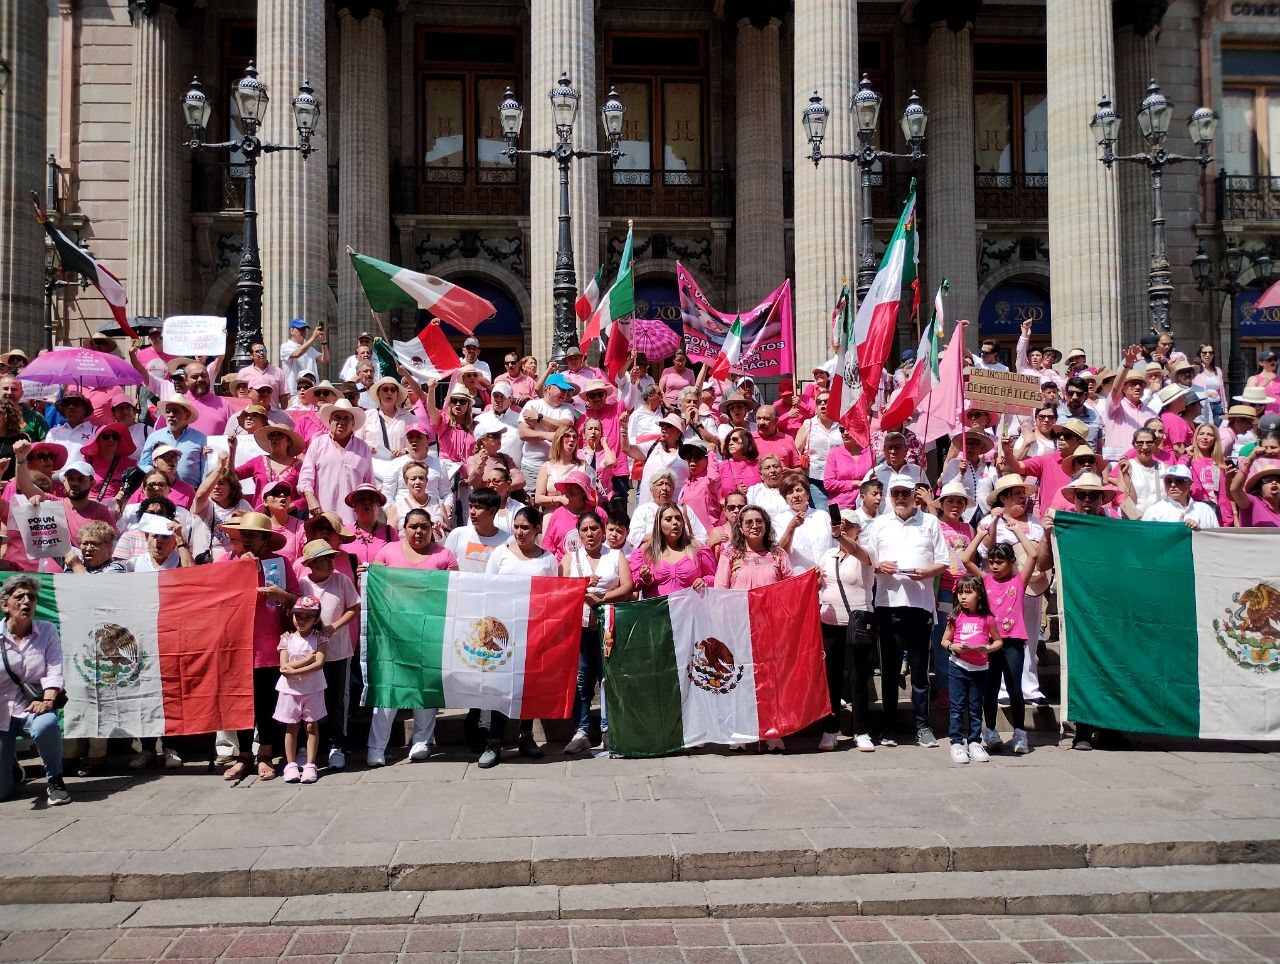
top-left (298, 569), bottom-right (360, 662)
top-left (951, 613), bottom-right (997, 668)
top-left (754, 433), bottom-right (801, 470)
top-left (1190, 457), bottom-right (1232, 527)
top-left (822, 445), bottom-right (874, 510)
top-left (275, 630), bottom-right (327, 696)
top-left (1020, 453), bottom-right (1074, 510)
top-left (182, 391), bottom-right (235, 436)
top-left (347, 524), bottom-right (394, 566)
top-left (220, 552), bottom-right (301, 669)
top-left (718, 457), bottom-right (761, 500)
top-left (373, 541), bottom-right (458, 570)
top-left (658, 366), bottom-right (696, 408)
top-left (1160, 412), bottom-right (1193, 451)
top-left (984, 572), bottom-right (1027, 640)
top-left (1241, 494), bottom-right (1280, 528)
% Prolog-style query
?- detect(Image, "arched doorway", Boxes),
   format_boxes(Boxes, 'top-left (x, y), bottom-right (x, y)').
top-left (978, 280), bottom-right (1051, 369)
top-left (634, 276), bottom-right (683, 366)
top-left (416, 277), bottom-right (524, 375)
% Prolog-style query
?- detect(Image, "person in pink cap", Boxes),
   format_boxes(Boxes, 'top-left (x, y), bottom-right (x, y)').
top-left (80, 421), bottom-right (137, 503)
top-left (1229, 454), bottom-right (1280, 528)
top-left (541, 469), bottom-right (606, 560)
top-left (275, 595), bottom-right (328, 785)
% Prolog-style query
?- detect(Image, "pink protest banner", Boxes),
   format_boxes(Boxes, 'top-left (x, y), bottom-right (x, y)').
top-left (677, 263), bottom-right (794, 377)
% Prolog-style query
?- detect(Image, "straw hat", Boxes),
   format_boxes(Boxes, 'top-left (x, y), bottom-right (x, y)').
top-left (1065, 347), bottom-right (1087, 363)
top-left (1122, 364), bottom-right (1148, 384)
top-left (220, 372), bottom-right (249, 391)
top-left (1093, 367), bottom-right (1117, 390)
top-left (990, 473), bottom-right (1030, 504)
top-left (447, 384), bottom-right (474, 403)
top-left (236, 404), bottom-right (269, 427)
top-left (1225, 404), bottom-right (1260, 422)
top-left (657, 413), bottom-right (686, 433)
top-left (1055, 417), bottom-right (1091, 442)
top-left (1060, 444), bottom-right (1100, 468)
top-left (933, 480), bottom-right (976, 509)
top-left (1060, 471), bottom-right (1122, 505)
top-left (718, 390), bottom-right (752, 414)
top-left (580, 379), bottom-right (611, 397)
top-left (1245, 457), bottom-right (1280, 494)
top-left (82, 422), bottom-right (136, 460)
top-left (1234, 385), bottom-right (1270, 406)
top-left (161, 396), bottom-right (200, 422)
top-left (219, 511), bottom-right (287, 552)
top-left (164, 356), bottom-right (197, 377)
top-left (344, 482), bottom-right (387, 508)
top-left (300, 538), bottom-right (340, 564)
top-left (303, 510), bottom-right (356, 542)
top-left (1166, 358), bottom-right (1196, 377)
top-left (302, 380), bottom-right (342, 406)
top-left (3, 348), bottom-right (29, 364)
top-left (252, 423), bottom-right (304, 457)
top-left (372, 376), bottom-right (406, 406)
top-left (319, 399), bottom-right (367, 431)
top-left (961, 429), bottom-right (995, 456)
top-left (1154, 384), bottom-right (1190, 412)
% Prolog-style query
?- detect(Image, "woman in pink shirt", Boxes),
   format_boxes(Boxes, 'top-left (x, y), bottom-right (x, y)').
top-left (416, 382), bottom-right (475, 465)
top-left (234, 425), bottom-right (305, 513)
top-left (257, 479), bottom-right (306, 563)
top-left (1245, 352), bottom-right (1279, 415)
top-left (373, 508), bottom-right (459, 570)
top-left (822, 431), bottom-right (873, 510)
top-left (678, 442), bottom-right (721, 532)
top-left (1190, 423), bottom-right (1233, 526)
top-left (718, 428), bottom-right (761, 499)
top-left (81, 422), bottom-right (137, 503)
top-left (714, 505), bottom-right (794, 591)
top-left (1229, 455), bottom-right (1280, 528)
top-left (658, 351), bottom-right (696, 408)
top-left (578, 417), bottom-right (616, 501)
top-left (629, 504), bottom-right (715, 598)
top-left (345, 484), bottom-right (394, 567)
top-left (1193, 344), bottom-right (1227, 424)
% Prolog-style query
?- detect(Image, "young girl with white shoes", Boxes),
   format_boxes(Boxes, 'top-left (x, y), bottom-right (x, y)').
top-left (940, 576), bottom-right (1003, 764)
top-left (275, 596), bottom-right (328, 784)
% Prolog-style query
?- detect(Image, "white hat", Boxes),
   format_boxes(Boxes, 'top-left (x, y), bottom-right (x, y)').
top-left (490, 381), bottom-right (512, 397)
top-left (838, 509), bottom-right (862, 527)
top-left (55, 460), bottom-right (95, 481)
top-left (137, 513), bottom-right (176, 537)
top-left (933, 479), bottom-right (976, 509)
top-left (1160, 463), bottom-right (1193, 481)
top-left (473, 412), bottom-right (508, 438)
top-left (886, 472), bottom-right (917, 493)
top-left (1154, 384), bottom-right (1189, 412)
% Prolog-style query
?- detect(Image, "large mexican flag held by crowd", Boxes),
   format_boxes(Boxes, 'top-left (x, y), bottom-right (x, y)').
top-left (600, 571), bottom-right (829, 757)
top-left (37, 564), bottom-right (257, 738)
top-left (1056, 514), bottom-right (1280, 740)
top-left (364, 567), bottom-right (587, 716)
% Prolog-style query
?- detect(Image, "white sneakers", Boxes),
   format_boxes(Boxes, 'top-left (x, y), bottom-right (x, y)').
top-left (564, 729), bottom-right (591, 754)
top-left (408, 742), bottom-right (432, 762)
top-left (950, 743), bottom-right (970, 764)
top-left (967, 742), bottom-right (991, 762)
top-left (854, 734), bottom-right (875, 752)
top-left (817, 732), bottom-right (838, 751)
top-left (366, 749), bottom-right (385, 768)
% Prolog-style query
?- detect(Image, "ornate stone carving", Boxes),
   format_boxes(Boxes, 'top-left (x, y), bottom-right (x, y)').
top-left (414, 233), bottom-right (524, 277)
top-left (605, 232), bottom-right (714, 279)
top-left (979, 235), bottom-right (1050, 280)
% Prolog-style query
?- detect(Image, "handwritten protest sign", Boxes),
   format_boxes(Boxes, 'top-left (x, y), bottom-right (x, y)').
top-left (163, 315), bottom-right (226, 357)
top-left (12, 499), bottom-right (71, 560)
top-left (964, 369), bottom-right (1042, 416)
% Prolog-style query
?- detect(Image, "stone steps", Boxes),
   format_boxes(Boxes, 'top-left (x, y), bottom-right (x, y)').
top-left (4, 863), bottom-right (1280, 930)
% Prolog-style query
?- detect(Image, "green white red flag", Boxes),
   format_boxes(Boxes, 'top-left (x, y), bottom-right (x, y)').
top-left (348, 247), bottom-right (495, 335)
top-left (364, 567), bottom-right (587, 717)
top-left (576, 265), bottom-right (605, 322)
top-left (34, 194), bottom-right (133, 338)
top-left (878, 278), bottom-right (948, 431)
top-left (598, 225), bottom-right (636, 379)
top-left (40, 564), bottom-right (257, 738)
top-left (824, 283), bottom-right (868, 442)
top-left (708, 317), bottom-right (743, 381)
top-left (373, 322), bottom-right (459, 384)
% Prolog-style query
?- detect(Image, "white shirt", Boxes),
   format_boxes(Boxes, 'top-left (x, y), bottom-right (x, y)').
top-left (485, 544), bottom-right (559, 577)
top-left (444, 524), bottom-right (511, 573)
top-left (745, 483), bottom-right (790, 518)
top-left (492, 407), bottom-right (523, 465)
top-left (338, 354), bottom-right (369, 382)
top-left (381, 452), bottom-right (452, 506)
top-left (772, 507), bottom-right (834, 573)
top-left (520, 399), bottom-right (576, 482)
top-left (1125, 459), bottom-right (1163, 517)
top-left (861, 462), bottom-right (927, 515)
top-left (862, 509), bottom-right (949, 611)
top-left (637, 446), bottom-right (688, 506)
top-left (971, 355), bottom-right (1009, 373)
top-left (624, 501), bottom-right (707, 552)
top-left (126, 551), bottom-right (182, 572)
top-left (279, 339), bottom-right (321, 395)
top-left (801, 418), bottom-right (842, 481)
top-left (1142, 497), bottom-right (1220, 529)
top-left (817, 546), bottom-right (875, 623)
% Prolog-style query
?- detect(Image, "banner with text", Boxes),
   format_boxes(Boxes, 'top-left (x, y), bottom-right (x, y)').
top-left (677, 264), bottom-right (794, 377)
top-left (964, 368), bottom-right (1042, 416)
top-left (12, 500), bottom-right (71, 560)
top-left (163, 315), bottom-right (227, 357)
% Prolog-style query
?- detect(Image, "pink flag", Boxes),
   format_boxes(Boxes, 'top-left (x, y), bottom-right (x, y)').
top-left (911, 321), bottom-right (967, 445)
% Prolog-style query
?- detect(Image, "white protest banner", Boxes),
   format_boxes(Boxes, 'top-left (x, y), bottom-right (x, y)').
top-left (163, 315), bottom-right (227, 356)
top-left (12, 499), bottom-right (71, 559)
top-left (20, 380), bottom-right (61, 403)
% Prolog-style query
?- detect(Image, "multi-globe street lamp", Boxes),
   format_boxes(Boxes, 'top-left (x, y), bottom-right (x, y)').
top-left (498, 73), bottom-right (625, 363)
top-left (181, 63), bottom-right (320, 369)
top-left (1091, 80), bottom-right (1217, 335)
top-left (1192, 242), bottom-right (1273, 400)
top-left (802, 74), bottom-right (927, 303)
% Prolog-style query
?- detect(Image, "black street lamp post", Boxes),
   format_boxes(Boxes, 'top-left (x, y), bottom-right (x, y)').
top-left (499, 73), bottom-right (625, 363)
top-left (802, 75), bottom-right (927, 304)
top-left (1192, 242), bottom-right (1273, 400)
top-left (1092, 80), bottom-right (1217, 335)
top-left (181, 64), bottom-right (320, 370)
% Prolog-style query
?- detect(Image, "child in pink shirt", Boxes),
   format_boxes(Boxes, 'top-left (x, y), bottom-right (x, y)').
top-left (940, 575), bottom-right (1002, 764)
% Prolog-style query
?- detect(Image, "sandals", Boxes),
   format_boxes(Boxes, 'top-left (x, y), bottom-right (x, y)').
top-left (256, 758), bottom-right (277, 781)
top-left (223, 757), bottom-right (251, 781)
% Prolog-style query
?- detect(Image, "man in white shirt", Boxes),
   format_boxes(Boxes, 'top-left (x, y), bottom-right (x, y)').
top-left (971, 339), bottom-right (1009, 373)
top-left (444, 487), bottom-right (511, 572)
top-left (458, 337), bottom-right (492, 385)
top-left (1142, 463), bottom-right (1220, 529)
top-left (279, 319), bottom-right (329, 395)
top-left (488, 383), bottom-right (523, 466)
top-left (338, 332), bottom-right (375, 382)
top-left (861, 474), bottom-right (949, 749)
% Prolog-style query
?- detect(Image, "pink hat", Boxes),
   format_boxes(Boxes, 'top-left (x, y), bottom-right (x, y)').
top-left (404, 420), bottom-right (433, 438)
top-left (344, 482), bottom-right (387, 508)
top-left (1245, 457), bottom-right (1280, 495)
top-left (248, 374), bottom-right (276, 393)
top-left (553, 469), bottom-right (597, 506)
top-left (293, 595), bottom-right (322, 614)
top-left (81, 421), bottom-right (137, 460)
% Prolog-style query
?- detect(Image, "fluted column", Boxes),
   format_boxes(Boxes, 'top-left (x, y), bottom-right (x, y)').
top-left (530, 0), bottom-right (598, 363)
top-left (1046, 0), bottom-right (1121, 362)
top-left (734, 16), bottom-right (785, 306)
top-left (793, 0), bottom-right (858, 375)
top-left (1113, 8), bottom-right (1161, 344)
top-left (257, 0), bottom-right (329, 362)
top-left (0, 0), bottom-right (48, 349)
top-left (925, 17), bottom-right (979, 338)
top-left (127, 2), bottom-right (184, 318)
top-left (337, 6), bottom-right (388, 362)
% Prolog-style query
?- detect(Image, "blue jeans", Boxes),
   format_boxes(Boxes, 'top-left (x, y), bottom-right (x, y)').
top-left (948, 664), bottom-right (986, 745)
top-left (808, 480), bottom-right (829, 512)
top-left (930, 588), bottom-right (956, 697)
top-left (0, 712), bottom-right (63, 801)
top-left (984, 638), bottom-right (1026, 731)
top-left (573, 625), bottom-right (607, 734)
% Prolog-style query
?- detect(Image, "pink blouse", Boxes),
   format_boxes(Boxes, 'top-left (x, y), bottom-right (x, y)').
top-left (373, 540), bottom-right (458, 570)
top-left (714, 546), bottom-right (794, 590)
top-left (718, 457), bottom-right (761, 500)
top-left (628, 545), bottom-right (715, 598)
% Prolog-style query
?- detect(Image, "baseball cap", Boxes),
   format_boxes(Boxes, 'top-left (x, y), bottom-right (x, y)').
top-left (357, 331), bottom-right (373, 341)
top-left (289, 318), bottom-right (309, 330)
top-left (56, 460), bottom-right (95, 481)
top-left (463, 336), bottom-right (480, 348)
top-left (886, 473), bottom-right (917, 493)
top-left (137, 513), bottom-right (176, 537)
top-left (1160, 463), bottom-right (1193, 481)
top-left (490, 381), bottom-right (511, 397)
top-left (545, 373), bottom-right (575, 393)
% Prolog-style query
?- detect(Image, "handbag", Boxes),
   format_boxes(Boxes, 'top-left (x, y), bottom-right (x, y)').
top-left (1, 635), bottom-right (67, 710)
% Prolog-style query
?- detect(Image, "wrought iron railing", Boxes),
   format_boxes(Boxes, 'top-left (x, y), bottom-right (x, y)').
top-left (600, 168), bottom-right (733, 218)
top-left (974, 171), bottom-right (1049, 221)
top-left (393, 164), bottom-right (529, 217)
top-left (1218, 172), bottom-right (1280, 223)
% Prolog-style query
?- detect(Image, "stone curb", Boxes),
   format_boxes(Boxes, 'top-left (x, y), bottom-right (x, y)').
top-left (2, 863), bottom-right (1278, 929)
top-left (3, 828), bottom-right (1280, 905)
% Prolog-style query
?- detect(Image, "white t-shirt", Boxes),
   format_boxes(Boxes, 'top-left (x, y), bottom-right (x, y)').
top-left (279, 339), bottom-right (321, 394)
top-left (126, 551), bottom-right (181, 572)
top-left (772, 507), bottom-right (834, 573)
top-left (444, 524), bottom-right (511, 573)
top-left (519, 399), bottom-right (576, 482)
top-left (492, 407), bottom-right (524, 465)
top-left (1142, 497), bottom-right (1219, 529)
top-left (484, 544), bottom-right (559, 577)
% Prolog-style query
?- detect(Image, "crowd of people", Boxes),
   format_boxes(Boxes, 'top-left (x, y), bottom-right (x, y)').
top-left (1, 316), bottom-right (1279, 806)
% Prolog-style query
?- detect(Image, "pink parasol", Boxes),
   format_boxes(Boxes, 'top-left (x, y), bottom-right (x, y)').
top-left (629, 317), bottom-right (683, 360)
top-left (19, 347), bottom-right (143, 389)
top-left (1255, 278), bottom-right (1280, 311)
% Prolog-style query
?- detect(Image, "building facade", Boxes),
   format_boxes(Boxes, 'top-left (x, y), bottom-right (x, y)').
top-left (0, 0), bottom-right (1277, 380)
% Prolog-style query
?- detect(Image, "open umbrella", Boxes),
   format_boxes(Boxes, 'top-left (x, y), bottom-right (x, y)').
top-left (630, 317), bottom-right (683, 360)
top-left (1255, 278), bottom-right (1280, 311)
top-left (18, 347), bottom-right (142, 389)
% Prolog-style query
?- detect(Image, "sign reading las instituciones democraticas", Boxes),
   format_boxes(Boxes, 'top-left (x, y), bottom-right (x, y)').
top-left (964, 369), bottom-right (1042, 416)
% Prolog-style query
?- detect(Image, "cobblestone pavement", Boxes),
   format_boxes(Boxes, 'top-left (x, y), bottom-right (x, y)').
top-left (4, 913), bottom-right (1280, 962)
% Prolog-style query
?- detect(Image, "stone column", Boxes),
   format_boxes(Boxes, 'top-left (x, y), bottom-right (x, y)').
top-left (337, 5), bottom-right (388, 363)
top-left (793, 0), bottom-right (858, 376)
top-left (925, 14), bottom-right (979, 338)
top-left (127, 2), bottom-right (185, 318)
top-left (1046, 0), bottom-right (1121, 362)
top-left (257, 0), bottom-right (329, 363)
top-left (529, 0), bottom-right (599, 363)
top-left (1113, 1), bottom-right (1164, 344)
top-left (0, 0), bottom-right (48, 349)
top-left (734, 15), bottom-right (785, 306)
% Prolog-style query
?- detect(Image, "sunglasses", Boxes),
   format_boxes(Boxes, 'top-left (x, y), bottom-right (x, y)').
top-left (31, 452), bottom-right (56, 461)
top-left (377, 387), bottom-right (399, 393)
top-left (450, 399), bottom-right (469, 406)
top-left (1065, 390), bottom-right (1085, 397)
top-left (99, 433), bottom-right (120, 441)
top-left (252, 348), bottom-right (266, 355)
top-left (1036, 414), bottom-right (1055, 420)
top-left (505, 360), bottom-right (518, 366)
top-left (1075, 491), bottom-right (1102, 501)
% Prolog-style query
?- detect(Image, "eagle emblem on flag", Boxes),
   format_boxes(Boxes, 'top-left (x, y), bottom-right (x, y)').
top-left (687, 637), bottom-right (744, 693)
top-left (455, 616), bottom-right (514, 671)
top-left (73, 624), bottom-right (146, 689)
top-left (1213, 583), bottom-right (1280, 672)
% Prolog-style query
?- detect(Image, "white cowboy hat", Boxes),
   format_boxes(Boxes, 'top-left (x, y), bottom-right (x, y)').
top-left (319, 399), bottom-right (367, 431)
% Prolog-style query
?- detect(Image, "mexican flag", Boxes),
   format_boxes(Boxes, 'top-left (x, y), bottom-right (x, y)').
top-left (600, 571), bottom-right (829, 757)
top-left (34, 194), bottom-right (133, 338)
top-left (364, 567), bottom-right (587, 716)
top-left (38, 564), bottom-right (257, 738)
top-left (373, 323), bottom-right (459, 384)
top-left (878, 278), bottom-right (948, 431)
top-left (576, 265), bottom-right (605, 322)
top-left (348, 248), bottom-right (495, 335)
top-left (597, 224), bottom-right (636, 378)
top-left (1057, 514), bottom-right (1280, 740)
top-left (825, 283), bottom-right (868, 443)
top-left (708, 316), bottom-right (742, 381)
